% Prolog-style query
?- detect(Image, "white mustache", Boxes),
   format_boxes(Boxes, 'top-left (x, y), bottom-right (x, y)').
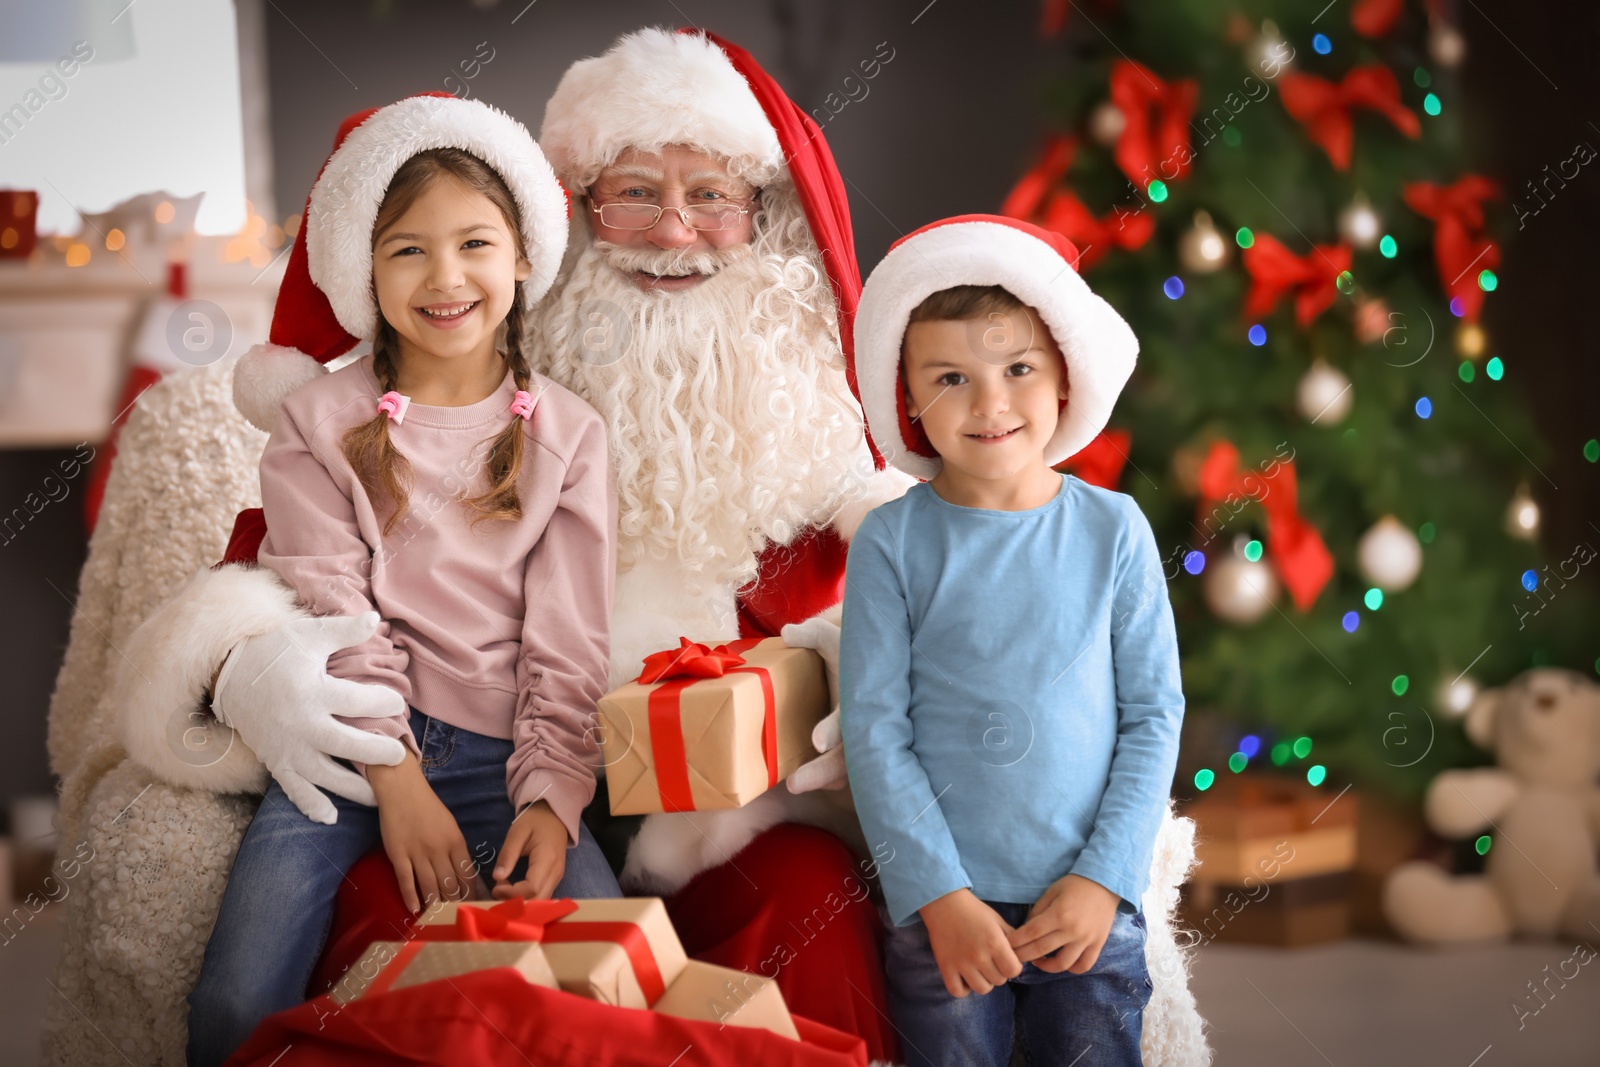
top-left (596, 240), bottom-right (753, 280)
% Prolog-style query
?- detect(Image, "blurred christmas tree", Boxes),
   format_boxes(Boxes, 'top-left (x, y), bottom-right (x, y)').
top-left (1013, 0), bottom-right (1597, 802)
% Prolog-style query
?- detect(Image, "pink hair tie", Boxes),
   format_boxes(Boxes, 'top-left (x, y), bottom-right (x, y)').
top-left (510, 387), bottom-right (542, 421)
top-left (376, 390), bottom-right (410, 425)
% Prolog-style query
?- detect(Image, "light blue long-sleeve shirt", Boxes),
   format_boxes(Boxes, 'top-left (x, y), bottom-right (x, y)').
top-left (840, 473), bottom-right (1184, 927)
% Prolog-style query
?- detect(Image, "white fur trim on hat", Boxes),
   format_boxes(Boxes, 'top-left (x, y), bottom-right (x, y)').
top-left (855, 220), bottom-right (1139, 481)
top-left (307, 95), bottom-right (568, 340)
top-left (540, 28), bottom-right (783, 191)
top-left (232, 342), bottom-right (327, 434)
top-left (116, 564), bottom-right (310, 794)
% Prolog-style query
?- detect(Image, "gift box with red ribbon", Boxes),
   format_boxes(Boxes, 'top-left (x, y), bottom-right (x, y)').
top-left (329, 938), bottom-right (557, 1004)
top-left (420, 897), bottom-right (689, 1010)
top-left (420, 898), bottom-right (802, 1039)
top-left (597, 636), bottom-right (830, 814)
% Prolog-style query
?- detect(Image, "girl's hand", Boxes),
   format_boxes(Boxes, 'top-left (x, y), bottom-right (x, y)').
top-left (918, 888), bottom-right (1023, 997)
top-left (369, 753), bottom-right (473, 914)
top-left (490, 801), bottom-right (568, 900)
top-left (1007, 873), bottom-right (1120, 974)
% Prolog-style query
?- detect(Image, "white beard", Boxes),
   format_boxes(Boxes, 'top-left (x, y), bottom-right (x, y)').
top-left (530, 205), bottom-right (871, 619)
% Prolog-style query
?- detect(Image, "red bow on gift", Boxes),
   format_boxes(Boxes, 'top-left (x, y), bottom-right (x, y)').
top-left (1242, 235), bottom-right (1353, 326)
top-left (1039, 189), bottom-right (1154, 270)
top-left (1197, 441), bottom-right (1333, 611)
top-left (1403, 176), bottom-right (1500, 323)
top-left (637, 636), bottom-right (777, 813)
top-left (1001, 135), bottom-right (1076, 221)
top-left (1110, 60), bottom-right (1199, 187)
top-left (1058, 429), bottom-right (1132, 490)
top-left (410, 897), bottom-right (670, 1004)
top-left (637, 637), bottom-right (751, 684)
top-left (1279, 65), bottom-right (1420, 170)
top-left (417, 898), bottom-right (579, 944)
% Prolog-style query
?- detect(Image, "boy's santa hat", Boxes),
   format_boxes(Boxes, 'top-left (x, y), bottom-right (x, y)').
top-left (539, 27), bottom-right (884, 469)
top-left (234, 94), bottom-right (569, 434)
top-left (854, 214), bottom-right (1139, 481)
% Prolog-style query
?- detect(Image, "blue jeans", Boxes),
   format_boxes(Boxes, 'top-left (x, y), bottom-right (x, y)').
top-left (882, 900), bottom-right (1151, 1067)
top-left (187, 707), bottom-right (621, 1067)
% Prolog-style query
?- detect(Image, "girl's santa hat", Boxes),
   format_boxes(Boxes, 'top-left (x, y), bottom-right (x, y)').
top-left (233, 93), bottom-right (569, 434)
top-left (539, 27), bottom-right (885, 468)
top-left (854, 214), bottom-right (1139, 481)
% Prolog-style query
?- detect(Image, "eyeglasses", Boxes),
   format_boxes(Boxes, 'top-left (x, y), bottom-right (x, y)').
top-left (588, 197), bottom-right (755, 232)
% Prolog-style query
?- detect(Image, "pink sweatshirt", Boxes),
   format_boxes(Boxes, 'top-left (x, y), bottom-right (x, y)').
top-left (257, 353), bottom-right (617, 845)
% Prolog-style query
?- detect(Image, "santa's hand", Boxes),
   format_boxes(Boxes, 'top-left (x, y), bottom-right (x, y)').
top-left (781, 610), bottom-right (841, 705)
top-left (212, 611), bottom-right (409, 824)
top-left (781, 611), bottom-right (849, 793)
top-left (788, 708), bottom-right (849, 793)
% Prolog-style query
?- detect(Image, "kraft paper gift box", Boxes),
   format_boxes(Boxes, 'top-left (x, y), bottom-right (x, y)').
top-left (328, 939), bottom-right (557, 1004)
top-left (653, 959), bottom-right (800, 1041)
top-left (1185, 776), bottom-right (1358, 885)
top-left (421, 897), bottom-right (689, 1010)
top-left (597, 636), bottom-right (829, 814)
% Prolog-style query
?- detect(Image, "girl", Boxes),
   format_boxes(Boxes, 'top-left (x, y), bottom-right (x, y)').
top-left (187, 95), bottom-right (620, 1067)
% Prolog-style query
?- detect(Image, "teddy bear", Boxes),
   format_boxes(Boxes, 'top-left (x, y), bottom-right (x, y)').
top-left (1383, 667), bottom-right (1600, 943)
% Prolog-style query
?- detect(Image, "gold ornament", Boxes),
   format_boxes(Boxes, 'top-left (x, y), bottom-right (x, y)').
top-left (1250, 19), bottom-right (1294, 79)
top-left (1297, 359), bottom-right (1353, 424)
top-left (1178, 210), bottom-right (1231, 273)
top-left (1428, 17), bottom-right (1467, 69)
top-left (1437, 674), bottom-right (1479, 718)
top-left (1089, 100), bottom-right (1125, 147)
top-left (1204, 540), bottom-right (1279, 625)
top-left (1338, 193), bottom-right (1381, 249)
top-left (1505, 483), bottom-right (1540, 540)
top-left (1358, 515), bottom-right (1423, 591)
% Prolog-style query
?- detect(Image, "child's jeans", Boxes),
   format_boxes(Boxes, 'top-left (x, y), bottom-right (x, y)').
top-left (882, 900), bottom-right (1151, 1067)
top-left (186, 707), bottom-right (621, 1067)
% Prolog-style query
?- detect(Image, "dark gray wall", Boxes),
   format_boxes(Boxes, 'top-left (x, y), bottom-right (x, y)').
top-left (261, 0), bottom-right (1051, 275)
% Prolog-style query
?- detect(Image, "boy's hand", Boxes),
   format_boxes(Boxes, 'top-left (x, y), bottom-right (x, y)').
top-left (918, 888), bottom-right (1024, 997)
top-left (369, 754), bottom-right (474, 914)
top-left (490, 801), bottom-right (568, 900)
top-left (1008, 873), bottom-right (1121, 974)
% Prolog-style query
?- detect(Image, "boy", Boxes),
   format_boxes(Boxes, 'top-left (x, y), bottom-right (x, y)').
top-left (840, 215), bottom-right (1184, 1067)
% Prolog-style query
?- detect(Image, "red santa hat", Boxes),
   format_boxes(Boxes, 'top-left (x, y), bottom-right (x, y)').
top-left (233, 93), bottom-right (569, 434)
top-left (853, 213), bottom-right (1139, 481)
top-left (539, 27), bottom-right (882, 468)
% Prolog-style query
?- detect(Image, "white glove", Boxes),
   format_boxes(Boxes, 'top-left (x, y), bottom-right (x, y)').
top-left (781, 612), bottom-right (849, 793)
top-left (212, 611), bottom-right (409, 824)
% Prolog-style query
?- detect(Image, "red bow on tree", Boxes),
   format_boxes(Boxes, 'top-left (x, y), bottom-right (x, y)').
top-left (1038, 189), bottom-right (1154, 269)
top-left (1000, 135), bottom-right (1077, 221)
top-left (1109, 60), bottom-right (1198, 188)
top-left (1242, 234), bottom-right (1353, 326)
top-left (636, 637), bottom-right (749, 684)
top-left (1057, 429), bottom-right (1132, 490)
top-left (1403, 176), bottom-right (1501, 323)
top-left (1279, 65), bottom-right (1420, 170)
top-left (1353, 0), bottom-right (1445, 37)
top-left (1352, 0), bottom-right (1403, 36)
top-left (1001, 138), bottom-right (1153, 270)
top-left (1197, 441), bottom-right (1333, 611)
